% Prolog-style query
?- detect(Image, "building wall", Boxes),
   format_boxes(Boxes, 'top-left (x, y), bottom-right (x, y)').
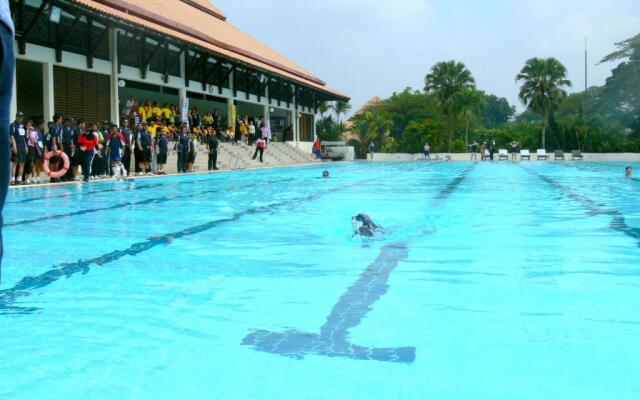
top-left (12, 31), bottom-right (317, 142)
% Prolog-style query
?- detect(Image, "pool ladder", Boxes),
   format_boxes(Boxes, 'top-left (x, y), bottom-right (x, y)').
top-left (229, 151), bottom-right (247, 171)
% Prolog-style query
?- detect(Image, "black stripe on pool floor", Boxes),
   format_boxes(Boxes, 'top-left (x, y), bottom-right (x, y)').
top-left (0, 178), bottom-right (373, 313)
top-left (521, 165), bottom-right (640, 247)
top-left (4, 177), bottom-right (296, 228)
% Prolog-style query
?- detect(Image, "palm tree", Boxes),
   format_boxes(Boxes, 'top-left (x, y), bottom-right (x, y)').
top-left (456, 89), bottom-right (485, 149)
top-left (516, 57), bottom-right (572, 149)
top-left (354, 111), bottom-right (391, 157)
top-left (332, 100), bottom-right (352, 125)
top-left (425, 60), bottom-right (476, 152)
top-left (318, 101), bottom-right (330, 121)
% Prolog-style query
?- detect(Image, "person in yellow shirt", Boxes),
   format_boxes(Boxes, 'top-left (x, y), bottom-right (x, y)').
top-left (143, 101), bottom-right (152, 123)
top-left (137, 103), bottom-right (147, 124)
top-left (152, 102), bottom-right (163, 120)
top-left (203, 112), bottom-right (214, 128)
top-left (148, 118), bottom-right (158, 138)
top-left (161, 103), bottom-right (172, 122)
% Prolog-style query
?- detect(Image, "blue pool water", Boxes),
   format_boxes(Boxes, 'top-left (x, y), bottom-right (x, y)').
top-left (1, 162), bottom-right (639, 399)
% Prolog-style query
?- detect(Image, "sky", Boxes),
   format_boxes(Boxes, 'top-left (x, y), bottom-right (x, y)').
top-left (213, 0), bottom-right (640, 115)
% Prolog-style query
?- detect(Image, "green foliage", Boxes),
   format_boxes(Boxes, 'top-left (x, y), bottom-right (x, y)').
top-left (425, 60), bottom-right (476, 152)
top-left (400, 119), bottom-right (445, 153)
top-left (516, 57), bottom-right (572, 148)
top-left (345, 33), bottom-right (640, 156)
top-left (316, 116), bottom-right (344, 142)
top-left (479, 92), bottom-right (516, 128)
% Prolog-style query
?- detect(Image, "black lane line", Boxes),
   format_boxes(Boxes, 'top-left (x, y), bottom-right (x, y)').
top-left (4, 177), bottom-right (296, 228)
top-left (6, 182), bottom-right (166, 204)
top-left (0, 178), bottom-right (376, 313)
top-left (6, 173), bottom-right (252, 205)
top-left (433, 164), bottom-right (476, 202)
top-left (520, 165), bottom-right (640, 247)
top-left (243, 165), bottom-right (476, 364)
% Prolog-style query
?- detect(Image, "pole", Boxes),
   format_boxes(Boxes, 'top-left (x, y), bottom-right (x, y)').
top-left (584, 37), bottom-right (588, 92)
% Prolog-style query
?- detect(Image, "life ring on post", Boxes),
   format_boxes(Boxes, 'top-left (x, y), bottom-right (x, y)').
top-left (43, 150), bottom-right (70, 179)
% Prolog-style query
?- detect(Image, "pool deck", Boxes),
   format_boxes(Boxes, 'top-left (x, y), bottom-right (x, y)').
top-left (9, 152), bottom-right (640, 190)
top-left (371, 152), bottom-right (640, 162)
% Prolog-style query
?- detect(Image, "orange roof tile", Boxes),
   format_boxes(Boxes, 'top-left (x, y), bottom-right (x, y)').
top-left (71, 0), bottom-right (348, 100)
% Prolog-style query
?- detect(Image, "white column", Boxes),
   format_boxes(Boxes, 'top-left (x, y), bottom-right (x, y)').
top-left (263, 104), bottom-right (270, 128)
top-left (312, 113), bottom-right (317, 140)
top-left (10, 61), bottom-right (17, 120)
top-left (227, 98), bottom-right (234, 129)
top-left (109, 28), bottom-right (119, 125)
top-left (42, 62), bottom-right (54, 122)
top-left (292, 109), bottom-right (299, 148)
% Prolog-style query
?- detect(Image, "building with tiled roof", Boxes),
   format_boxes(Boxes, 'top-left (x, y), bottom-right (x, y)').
top-left (9, 0), bottom-right (348, 143)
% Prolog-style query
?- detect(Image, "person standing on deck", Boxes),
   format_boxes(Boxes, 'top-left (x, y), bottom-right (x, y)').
top-left (208, 131), bottom-right (219, 170)
top-left (9, 112), bottom-right (26, 185)
top-left (489, 137), bottom-right (496, 161)
top-left (423, 142), bottom-right (430, 160)
top-left (77, 124), bottom-right (99, 182)
top-left (470, 141), bottom-right (479, 160)
top-left (136, 122), bottom-right (153, 175)
top-left (106, 124), bottom-right (126, 180)
top-left (510, 140), bottom-right (519, 161)
top-left (368, 142), bottom-right (376, 161)
top-left (154, 127), bottom-right (168, 175)
top-left (120, 118), bottom-right (133, 176)
top-left (253, 136), bottom-right (266, 163)
top-left (177, 125), bottom-right (190, 173)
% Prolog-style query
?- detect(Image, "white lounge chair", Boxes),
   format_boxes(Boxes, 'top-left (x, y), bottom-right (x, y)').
top-left (498, 149), bottom-right (509, 160)
top-left (520, 149), bottom-right (530, 160)
top-left (537, 149), bottom-right (548, 160)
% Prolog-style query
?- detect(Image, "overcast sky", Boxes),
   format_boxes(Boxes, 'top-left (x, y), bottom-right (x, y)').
top-left (214, 0), bottom-right (640, 115)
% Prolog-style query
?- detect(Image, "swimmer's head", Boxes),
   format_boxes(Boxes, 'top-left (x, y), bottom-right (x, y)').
top-left (625, 166), bottom-right (633, 177)
top-left (322, 170), bottom-right (329, 178)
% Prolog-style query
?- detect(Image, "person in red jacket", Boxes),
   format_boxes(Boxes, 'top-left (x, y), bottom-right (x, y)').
top-left (77, 123), bottom-right (99, 182)
top-left (252, 137), bottom-right (266, 163)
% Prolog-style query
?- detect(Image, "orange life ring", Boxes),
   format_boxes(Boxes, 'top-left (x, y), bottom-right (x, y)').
top-left (43, 150), bottom-right (71, 179)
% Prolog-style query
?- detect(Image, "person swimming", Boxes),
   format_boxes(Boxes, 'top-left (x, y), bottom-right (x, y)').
top-left (352, 213), bottom-right (384, 237)
top-left (322, 170), bottom-right (329, 178)
top-left (625, 166), bottom-right (633, 177)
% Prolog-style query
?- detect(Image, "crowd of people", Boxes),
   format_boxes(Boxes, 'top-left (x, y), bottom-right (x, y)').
top-left (9, 96), bottom-right (274, 185)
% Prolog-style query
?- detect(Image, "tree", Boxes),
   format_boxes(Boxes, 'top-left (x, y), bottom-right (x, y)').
top-left (516, 57), bottom-right (572, 149)
top-left (317, 101), bottom-right (330, 121)
top-left (352, 111), bottom-right (391, 157)
top-left (425, 60), bottom-right (476, 152)
top-left (332, 100), bottom-right (352, 125)
top-left (480, 92), bottom-right (516, 128)
top-left (456, 88), bottom-right (485, 149)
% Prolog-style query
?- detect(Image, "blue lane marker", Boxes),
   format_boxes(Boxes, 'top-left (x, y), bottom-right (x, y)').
top-left (242, 243), bottom-right (414, 363)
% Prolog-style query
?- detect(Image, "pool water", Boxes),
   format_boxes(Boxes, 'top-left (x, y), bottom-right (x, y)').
top-left (1, 162), bottom-right (639, 399)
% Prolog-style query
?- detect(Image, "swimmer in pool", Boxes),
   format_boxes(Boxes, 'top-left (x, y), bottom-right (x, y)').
top-left (352, 213), bottom-right (384, 237)
top-left (625, 166), bottom-right (633, 177)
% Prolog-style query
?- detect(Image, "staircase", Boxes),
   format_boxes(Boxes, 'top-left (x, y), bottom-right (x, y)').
top-left (162, 141), bottom-right (319, 173)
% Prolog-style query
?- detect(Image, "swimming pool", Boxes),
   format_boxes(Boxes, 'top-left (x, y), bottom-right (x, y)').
top-left (1, 161), bottom-right (639, 399)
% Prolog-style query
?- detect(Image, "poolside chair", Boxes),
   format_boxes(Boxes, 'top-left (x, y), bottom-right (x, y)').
top-left (537, 149), bottom-right (548, 160)
top-left (571, 150), bottom-right (584, 161)
top-left (498, 149), bottom-right (509, 161)
top-left (520, 149), bottom-right (530, 160)
top-left (554, 150), bottom-right (565, 160)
